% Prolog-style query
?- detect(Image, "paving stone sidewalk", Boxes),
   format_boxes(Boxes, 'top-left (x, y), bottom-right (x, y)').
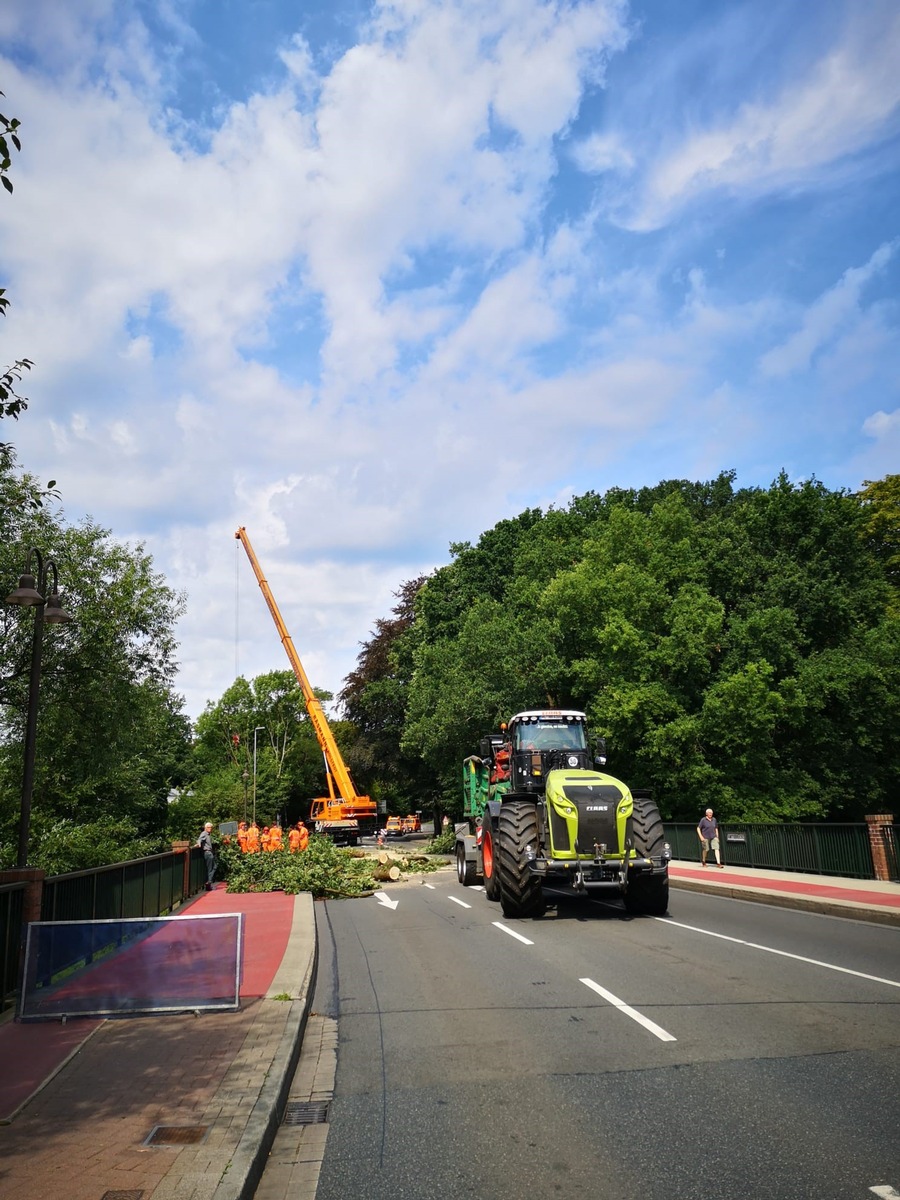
top-left (0, 891), bottom-right (316, 1200)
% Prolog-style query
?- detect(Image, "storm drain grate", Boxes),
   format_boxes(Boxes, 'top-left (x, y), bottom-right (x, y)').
top-left (283, 1100), bottom-right (329, 1125)
top-left (101, 1192), bottom-right (144, 1200)
top-left (144, 1125), bottom-right (209, 1147)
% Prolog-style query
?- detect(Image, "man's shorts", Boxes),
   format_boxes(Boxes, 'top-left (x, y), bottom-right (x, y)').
top-left (700, 836), bottom-right (719, 851)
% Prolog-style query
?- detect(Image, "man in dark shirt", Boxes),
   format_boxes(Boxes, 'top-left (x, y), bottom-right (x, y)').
top-left (697, 808), bottom-right (724, 868)
top-left (198, 821), bottom-right (217, 889)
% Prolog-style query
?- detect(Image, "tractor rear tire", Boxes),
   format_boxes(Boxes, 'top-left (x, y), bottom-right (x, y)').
top-left (624, 795), bottom-right (669, 916)
top-left (482, 820), bottom-right (501, 901)
top-left (456, 842), bottom-right (476, 886)
top-left (497, 801), bottom-right (546, 919)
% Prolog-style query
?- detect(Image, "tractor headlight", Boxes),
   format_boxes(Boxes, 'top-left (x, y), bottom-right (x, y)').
top-left (662, 842), bottom-right (672, 861)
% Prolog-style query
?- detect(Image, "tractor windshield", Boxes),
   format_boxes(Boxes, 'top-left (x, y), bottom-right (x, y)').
top-left (513, 721), bottom-right (587, 752)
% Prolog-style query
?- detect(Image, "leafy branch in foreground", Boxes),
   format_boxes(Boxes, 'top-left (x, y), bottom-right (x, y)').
top-left (0, 93), bottom-right (22, 195)
top-left (0, 352), bottom-right (34, 420)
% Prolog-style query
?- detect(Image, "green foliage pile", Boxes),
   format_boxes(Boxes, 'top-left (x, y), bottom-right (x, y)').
top-left (220, 837), bottom-right (378, 897)
top-left (423, 827), bottom-right (456, 854)
top-left (345, 471), bottom-right (900, 824)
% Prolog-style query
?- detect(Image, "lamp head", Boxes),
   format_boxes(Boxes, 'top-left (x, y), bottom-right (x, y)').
top-left (5, 573), bottom-right (44, 606)
top-left (43, 591), bottom-right (73, 624)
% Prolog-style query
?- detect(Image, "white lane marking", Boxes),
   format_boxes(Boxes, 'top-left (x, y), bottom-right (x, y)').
top-left (660, 918), bottom-right (900, 989)
top-left (471, 886), bottom-right (484, 891)
top-left (373, 891), bottom-right (398, 910)
top-left (580, 978), bottom-right (677, 1043)
top-left (423, 883), bottom-right (436, 889)
top-left (492, 922), bottom-right (534, 945)
top-left (448, 896), bottom-right (472, 909)
top-left (870, 1186), bottom-right (900, 1198)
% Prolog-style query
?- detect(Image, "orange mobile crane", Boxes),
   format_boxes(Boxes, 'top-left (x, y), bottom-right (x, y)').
top-left (235, 527), bottom-right (377, 844)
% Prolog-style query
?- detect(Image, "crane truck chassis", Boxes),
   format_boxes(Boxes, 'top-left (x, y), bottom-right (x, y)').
top-left (456, 710), bottom-right (671, 918)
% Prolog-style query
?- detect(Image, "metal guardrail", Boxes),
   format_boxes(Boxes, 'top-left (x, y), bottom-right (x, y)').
top-left (1, 881), bottom-right (26, 1013)
top-left (0, 849), bottom-right (206, 1013)
top-left (663, 821), bottom-right (886, 879)
top-left (881, 823), bottom-right (899, 882)
top-left (40, 849), bottom-right (203, 922)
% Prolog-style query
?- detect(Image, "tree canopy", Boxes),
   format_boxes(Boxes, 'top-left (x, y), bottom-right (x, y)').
top-left (348, 471), bottom-right (900, 823)
top-left (0, 457), bottom-right (192, 870)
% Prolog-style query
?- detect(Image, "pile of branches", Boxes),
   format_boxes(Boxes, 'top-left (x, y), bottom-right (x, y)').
top-left (219, 835), bottom-right (377, 898)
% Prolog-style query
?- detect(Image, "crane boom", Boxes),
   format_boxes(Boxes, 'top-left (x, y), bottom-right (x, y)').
top-left (235, 527), bottom-right (376, 835)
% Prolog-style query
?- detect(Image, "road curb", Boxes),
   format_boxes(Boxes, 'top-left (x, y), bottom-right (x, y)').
top-left (670, 876), bottom-right (900, 927)
top-left (210, 893), bottom-right (319, 1200)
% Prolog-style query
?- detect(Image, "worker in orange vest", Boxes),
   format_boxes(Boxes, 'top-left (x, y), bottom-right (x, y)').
top-left (269, 823), bottom-right (283, 852)
top-left (261, 825), bottom-right (272, 851)
top-left (237, 821), bottom-right (249, 853)
top-left (245, 822), bottom-right (260, 853)
top-left (289, 821), bottom-right (309, 852)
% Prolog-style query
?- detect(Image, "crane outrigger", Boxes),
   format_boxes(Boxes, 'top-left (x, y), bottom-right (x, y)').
top-left (235, 526), bottom-right (377, 843)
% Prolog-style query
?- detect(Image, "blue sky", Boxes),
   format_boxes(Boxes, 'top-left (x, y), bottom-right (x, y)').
top-left (1, 0), bottom-right (898, 720)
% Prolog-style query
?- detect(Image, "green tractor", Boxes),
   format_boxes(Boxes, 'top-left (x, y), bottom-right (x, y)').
top-left (455, 710), bottom-right (670, 919)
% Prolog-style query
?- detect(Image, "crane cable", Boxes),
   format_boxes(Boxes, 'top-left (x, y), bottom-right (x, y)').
top-left (234, 534), bottom-right (240, 681)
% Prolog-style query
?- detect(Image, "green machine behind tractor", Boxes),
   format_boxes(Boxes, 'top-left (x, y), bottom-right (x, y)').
top-left (455, 709), bottom-right (671, 918)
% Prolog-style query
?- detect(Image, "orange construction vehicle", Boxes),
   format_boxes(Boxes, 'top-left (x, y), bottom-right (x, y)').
top-left (235, 527), bottom-right (377, 845)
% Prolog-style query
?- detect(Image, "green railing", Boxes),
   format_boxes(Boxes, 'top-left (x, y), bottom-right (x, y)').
top-left (40, 848), bottom-right (204, 922)
top-left (663, 821), bottom-right (884, 879)
top-left (1, 881), bottom-right (26, 1013)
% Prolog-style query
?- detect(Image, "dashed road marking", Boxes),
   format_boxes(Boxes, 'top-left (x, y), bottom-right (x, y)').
top-left (870, 1186), bottom-right (900, 1198)
top-left (492, 922), bottom-right (534, 945)
top-left (580, 977), bottom-right (677, 1042)
top-left (448, 896), bottom-right (471, 909)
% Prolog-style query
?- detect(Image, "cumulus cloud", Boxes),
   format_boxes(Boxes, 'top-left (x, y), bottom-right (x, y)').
top-left (2, 0), bottom-right (898, 718)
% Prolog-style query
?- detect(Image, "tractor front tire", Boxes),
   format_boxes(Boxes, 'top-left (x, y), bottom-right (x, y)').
top-left (624, 874), bottom-right (669, 915)
top-left (624, 795), bottom-right (669, 916)
top-left (497, 801), bottom-right (546, 919)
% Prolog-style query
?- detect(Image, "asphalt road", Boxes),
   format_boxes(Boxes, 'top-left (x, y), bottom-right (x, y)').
top-left (312, 869), bottom-right (900, 1200)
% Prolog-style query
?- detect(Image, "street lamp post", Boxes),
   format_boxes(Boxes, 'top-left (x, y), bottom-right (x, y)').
top-left (252, 726), bottom-right (265, 826)
top-left (242, 770), bottom-right (250, 824)
top-left (5, 548), bottom-right (73, 868)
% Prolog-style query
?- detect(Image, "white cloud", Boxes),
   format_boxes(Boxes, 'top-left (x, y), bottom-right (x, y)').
top-left (572, 130), bottom-right (634, 175)
top-left (862, 408), bottom-right (900, 441)
top-left (760, 241), bottom-right (897, 378)
top-left (622, 7), bottom-right (900, 229)
top-left (2, 0), bottom-right (898, 720)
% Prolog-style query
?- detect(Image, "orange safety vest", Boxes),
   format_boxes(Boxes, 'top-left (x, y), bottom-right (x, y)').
top-left (246, 825), bottom-right (260, 853)
top-left (237, 825), bottom-right (249, 852)
top-left (269, 825), bottom-right (283, 851)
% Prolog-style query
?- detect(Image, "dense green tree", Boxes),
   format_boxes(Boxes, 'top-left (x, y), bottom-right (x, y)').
top-left (339, 577), bottom-right (435, 818)
top-left (858, 474), bottom-right (900, 593)
top-left (0, 457), bottom-right (191, 867)
top-left (188, 669), bottom-right (350, 830)
top-left (371, 472), bottom-right (899, 824)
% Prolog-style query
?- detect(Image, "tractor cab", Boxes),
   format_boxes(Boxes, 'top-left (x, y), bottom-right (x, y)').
top-left (506, 710), bottom-right (592, 794)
